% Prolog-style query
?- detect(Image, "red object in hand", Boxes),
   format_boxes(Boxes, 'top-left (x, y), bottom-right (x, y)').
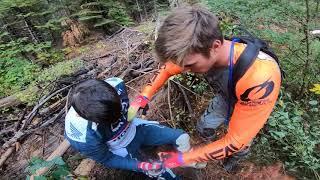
top-left (138, 162), bottom-right (162, 171)
top-left (158, 151), bottom-right (184, 169)
top-left (127, 95), bottom-right (149, 121)
top-left (131, 95), bottom-right (149, 108)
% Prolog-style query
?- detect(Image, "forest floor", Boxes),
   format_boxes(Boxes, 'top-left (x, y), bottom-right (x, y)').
top-left (0, 23), bottom-right (294, 180)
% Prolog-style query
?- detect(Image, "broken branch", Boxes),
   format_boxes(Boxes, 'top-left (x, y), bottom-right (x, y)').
top-left (167, 81), bottom-right (175, 128)
top-left (21, 85), bottom-right (72, 130)
top-left (176, 83), bottom-right (195, 118)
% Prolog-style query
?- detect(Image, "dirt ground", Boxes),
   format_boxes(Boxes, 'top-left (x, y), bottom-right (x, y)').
top-left (0, 27), bottom-right (294, 180)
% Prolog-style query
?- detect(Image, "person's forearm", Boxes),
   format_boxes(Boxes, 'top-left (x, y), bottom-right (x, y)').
top-left (141, 61), bottom-right (182, 99)
top-left (182, 132), bottom-right (247, 164)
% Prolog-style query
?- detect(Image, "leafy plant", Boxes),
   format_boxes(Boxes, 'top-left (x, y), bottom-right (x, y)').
top-left (16, 60), bottom-right (84, 104)
top-left (174, 72), bottom-right (209, 94)
top-left (251, 91), bottom-right (320, 179)
top-left (25, 156), bottom-right (70, 180)
top-left (72, 0), bottom-right (133, 29)
top-left (0, 38), bottom-right (64, 65)
top-left (0, 58), bottom-right (40, 97)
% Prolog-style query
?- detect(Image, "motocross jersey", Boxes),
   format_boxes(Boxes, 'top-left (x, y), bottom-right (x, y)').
top-left (65, 78), bottom-right (140, 170)
top-left (139, 42), bottom-right (281, 164)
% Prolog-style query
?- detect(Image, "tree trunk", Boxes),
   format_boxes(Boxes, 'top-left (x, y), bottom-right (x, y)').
top-left (299, 0), bottom-right (311, 97)
top-left (0, 95), bottom-right (21, 109)
top-left (22, 18), bottom-right (39, 43)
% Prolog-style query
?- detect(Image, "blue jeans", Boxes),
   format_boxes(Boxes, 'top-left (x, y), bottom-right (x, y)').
top-left (127, 124), bottom-right (185, 157)
top-left (127, 123), bottom-right (185, 179)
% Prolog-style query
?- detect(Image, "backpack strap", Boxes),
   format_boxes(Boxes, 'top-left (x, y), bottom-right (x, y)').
top-left (232, 38), bottom-right (266, 94)
top-left (225, 32), bottom-right (282, 125)
top-left (225, 37), bottom-right (269, 125)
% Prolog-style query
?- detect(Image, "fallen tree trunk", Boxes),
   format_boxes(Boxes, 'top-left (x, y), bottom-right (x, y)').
top-left (0, 95), bottom-right (21, 109)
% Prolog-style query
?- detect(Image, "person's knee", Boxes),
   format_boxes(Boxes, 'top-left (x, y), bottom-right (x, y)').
top-left (175, 133), bottom-right (191, 152)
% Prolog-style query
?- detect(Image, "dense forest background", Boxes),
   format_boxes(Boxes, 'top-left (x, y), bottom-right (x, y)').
top-left (0, 0), bottom-right (319, 179)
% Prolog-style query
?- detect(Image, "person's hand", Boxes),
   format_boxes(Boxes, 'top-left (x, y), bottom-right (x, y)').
top-left (127, 95), bottom-right (149, 121)
top-left (158, 151), bottom-right (184, 169)
top-left (138, 161), bottom-right (164, 177)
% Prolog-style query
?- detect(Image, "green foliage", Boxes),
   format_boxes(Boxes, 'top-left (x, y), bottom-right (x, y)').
top-left (0, 38), bottom-right (64, 65)
top-left (204, 0), bottom-right (320, 95)
top-left (0, 0), bottom-right (161, 101)
top-left (72, 0), bottom-right (133, 28)
top-left (251, 91), bottom-right (320, 179)
top-left (37, 60), bottom-right (83, 83)
top-left (24, 41), bottom-right (64, 65)
top-left (0, 58), bottom-right (40, 97)
top-left (25, 156), bottom-right (70, 180)
top-left (108, 2), bottom-right (134, 26)
top-left (16, 60), bottom-right (84, 104)
top-left (174, 73), bottom-right (209, 94)
top-left (0, 38), bottom-right (27, 58)
top-left (0, 57), bottom-right (83, 103)
top-left (0, 0), bottom-right (63, 37)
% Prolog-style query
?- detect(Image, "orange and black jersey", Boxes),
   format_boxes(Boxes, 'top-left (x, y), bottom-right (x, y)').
top-left (139, 42), bottom-right (281, 164)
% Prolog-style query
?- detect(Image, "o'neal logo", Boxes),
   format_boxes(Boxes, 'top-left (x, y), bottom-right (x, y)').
top-left (240, 79), bottom-right (274, 106)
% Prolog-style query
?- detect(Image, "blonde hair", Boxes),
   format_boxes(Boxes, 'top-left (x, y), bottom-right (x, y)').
top-left (155, 6), bottom-right (223, 65)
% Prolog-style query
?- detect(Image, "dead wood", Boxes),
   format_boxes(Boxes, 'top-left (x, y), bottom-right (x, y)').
top-left (0, 126), bottom-right (15, 136)
top-left (119, 65), bottom-right (133, 79)
top-left (21, 85), bottom-right (72, 131)
top-left (176, 83), bottom-right (195, 117)
top-left (97, 59), bottom-right (118, 79)
top-left (62, 19), bottom-right (89, 47)
top-left (65, 88), bottom-right (72, 114)
top-left (82, 49), bottom-right (120, 62)
top-left (0, 119), bottom-right (19, 123)
top-left (0, 95), bottom-right (21, 109)
top-left (39, 97), bottom-right (66, 116)
top-left (129, 67), bottom-right (153, 77)
top-left (0, 147), bottom-right (14, 168)
top-left (74, 159), bottom-right (96, 176)
top-left (126, 69), bottom-right (157, 84)
top-left (2, 109), bottom-right (65, 149)
top-left (105, 27), bottom-right (125, 40)
top-left (143, 59), bottom-right (155, 68)
top-left (32, 139), bottom-right (70, 177)
top-left (14, 109), bottom-right (27, 131)
top-left (167, 81), bottom-right (176, 128)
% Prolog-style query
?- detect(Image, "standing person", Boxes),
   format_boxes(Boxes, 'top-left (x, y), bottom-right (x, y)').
top-left (65, 78), bottom-right (196, 179)
top-left (128, 6), bottom-right (282, 172)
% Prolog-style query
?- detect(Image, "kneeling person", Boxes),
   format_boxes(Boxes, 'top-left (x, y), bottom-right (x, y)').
top-left (64, 78), bottom-right (191, 179)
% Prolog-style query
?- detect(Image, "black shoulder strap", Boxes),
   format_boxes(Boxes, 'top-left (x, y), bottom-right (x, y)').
top-left (233, 38), bottom-right (264, 84)
top-left (231, 37), bottom-right (266, 97)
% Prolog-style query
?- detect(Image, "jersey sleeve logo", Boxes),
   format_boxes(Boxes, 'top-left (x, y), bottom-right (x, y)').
top-left (239, 78), bottom-right (274, 106)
